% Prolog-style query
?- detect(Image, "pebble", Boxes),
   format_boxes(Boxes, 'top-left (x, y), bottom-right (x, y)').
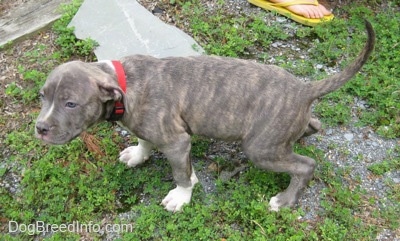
top-left (114, 127), bottom-right (129, 137)
top-left (344, 133), bottom-right (354, 141)
top-left (271, 41), bottom-right (282, 48)
top-left (291, 46), bottom-right (300, 51)
top-left (371, 141), bottom-right (379, 147)
top-left (120, 130), bottom-right (129, 137)
top-left (276, 16), bottom-right (287, 23)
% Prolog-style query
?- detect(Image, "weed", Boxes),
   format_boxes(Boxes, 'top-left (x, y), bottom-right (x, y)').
top-left (0, 40), bottom-right (14, 49)
top-left (179, 0), bottom-right (288, 58)
top-left (52, 0), bottom-right (98, 58)
top-left (314, 91), bottom-right (353, 126)
top-left (310, 7), bottom-right (400, 137)
top-left (368, 159), bottom-right (400, 175)
top-left (191, 135), bottom-right (211, 158)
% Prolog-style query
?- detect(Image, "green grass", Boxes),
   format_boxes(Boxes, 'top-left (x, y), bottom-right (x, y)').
top-left (179, 0), bottom-right (289, 58)
top-left (368, 148), bottom-right (400, 176)
top-left (1, 0), bottom-right (399, 240)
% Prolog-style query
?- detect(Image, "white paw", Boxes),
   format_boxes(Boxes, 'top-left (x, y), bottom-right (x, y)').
top-left (269, 196), bottom-right (280, 212)
top-left (162, 171), bottom-right (199, 212)
top-left (119, 146), bottom-right (150, 167)
top-left (161, 186), bottom-right (193, 212)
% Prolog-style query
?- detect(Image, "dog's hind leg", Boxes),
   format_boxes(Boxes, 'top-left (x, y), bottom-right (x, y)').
top-left (243, 143), bottom-right (316, 211)
top-left (159, 133), bottom-right (199, 212)
top-left (301, 117), bottom-right (322, 137)
top-left (267, 153), bottom-right (316, 211)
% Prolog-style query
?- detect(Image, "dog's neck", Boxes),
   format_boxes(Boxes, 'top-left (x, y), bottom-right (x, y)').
top-left (98, 60), bottom-right (127, 122)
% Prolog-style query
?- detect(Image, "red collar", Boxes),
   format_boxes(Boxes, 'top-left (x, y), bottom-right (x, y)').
top-left (108, 60), bottom-right (126, 121)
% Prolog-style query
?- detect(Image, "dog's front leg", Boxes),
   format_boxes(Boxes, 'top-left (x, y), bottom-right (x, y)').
top-left (160, 133), bottom-right (199, 212)
top-left (119, 138), bottom-right (153, 167)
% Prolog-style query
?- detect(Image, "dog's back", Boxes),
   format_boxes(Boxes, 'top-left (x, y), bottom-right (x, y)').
top-left (121, 20), bottom-right (374, 144)
top-left (122, 54), bottom-right (311, 141)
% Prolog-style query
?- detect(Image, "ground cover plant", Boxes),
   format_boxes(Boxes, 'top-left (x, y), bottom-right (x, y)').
top-left (0, 0), bottom-right (399, 240)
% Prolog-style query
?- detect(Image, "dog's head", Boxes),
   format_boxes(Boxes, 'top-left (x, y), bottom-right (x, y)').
top-left (35, 61), bottom-right (123, 145)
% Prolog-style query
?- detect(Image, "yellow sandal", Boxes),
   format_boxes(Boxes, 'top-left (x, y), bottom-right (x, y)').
top-left (248, 0), bottom-right (334, 26)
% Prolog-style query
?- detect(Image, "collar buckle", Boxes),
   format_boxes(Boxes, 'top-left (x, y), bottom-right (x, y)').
top-left (107, 61), bottom-right (126, 121)
top-left (108, 104), bottom-right (125, 121)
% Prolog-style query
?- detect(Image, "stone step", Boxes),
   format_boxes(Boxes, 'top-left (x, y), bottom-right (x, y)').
top-left (69, 0), bottom-right (204, 60)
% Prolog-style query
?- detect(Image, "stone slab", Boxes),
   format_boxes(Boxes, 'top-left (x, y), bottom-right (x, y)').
top-left (69, 0), bottom-right (204, 60)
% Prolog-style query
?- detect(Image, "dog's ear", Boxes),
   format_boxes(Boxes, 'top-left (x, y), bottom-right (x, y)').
top-left (96, 77), bottom-right (124, 103)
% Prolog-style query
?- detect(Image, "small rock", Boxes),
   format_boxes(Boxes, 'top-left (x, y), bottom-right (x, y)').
top-left (276, 16), bottom-right (287, 23)
top-left (120, 130), bottom-right (129, 137)
top-left (392, 178), bottom-right (400, 184)
top-left (151, 6), bottom-right (164, 14)
top-left (344, 133), bottom-right (354, 141)
top-left (291, 46), bottom-right (300, 51)
top-left (271, 42), bottom-right (281, 48)
top-left (207, 162), bottom-right (219, 172)
top-left (325, 129), bottom-right (333, 135)
top-left (371, 141), bottom-right (379, 147)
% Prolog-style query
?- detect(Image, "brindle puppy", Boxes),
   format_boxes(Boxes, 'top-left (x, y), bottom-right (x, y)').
top-left (35, 21), bottom-right (375, 212)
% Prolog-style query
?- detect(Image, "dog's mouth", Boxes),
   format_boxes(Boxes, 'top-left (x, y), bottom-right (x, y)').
top-left (35, 119), bottom-right (86, 145)
top-left (35, 131), bottom-right (80, 145)
top-left (36, 133), bottom-right (67, 145)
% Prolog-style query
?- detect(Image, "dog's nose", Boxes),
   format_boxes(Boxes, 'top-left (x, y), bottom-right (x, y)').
top-left (36, 121), bottom-right (50, 135)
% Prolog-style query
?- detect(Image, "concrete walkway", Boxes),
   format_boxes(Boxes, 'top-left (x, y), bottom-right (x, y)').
top-left (0, 0), bottom-right (203, 59)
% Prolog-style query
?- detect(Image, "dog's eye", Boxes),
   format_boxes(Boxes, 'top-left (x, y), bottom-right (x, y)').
top-left (66, 102), bottom-right (77, 108)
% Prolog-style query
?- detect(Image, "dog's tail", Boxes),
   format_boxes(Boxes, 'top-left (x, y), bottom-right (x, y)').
top-left (308, 20), bottom-right (375, 100)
